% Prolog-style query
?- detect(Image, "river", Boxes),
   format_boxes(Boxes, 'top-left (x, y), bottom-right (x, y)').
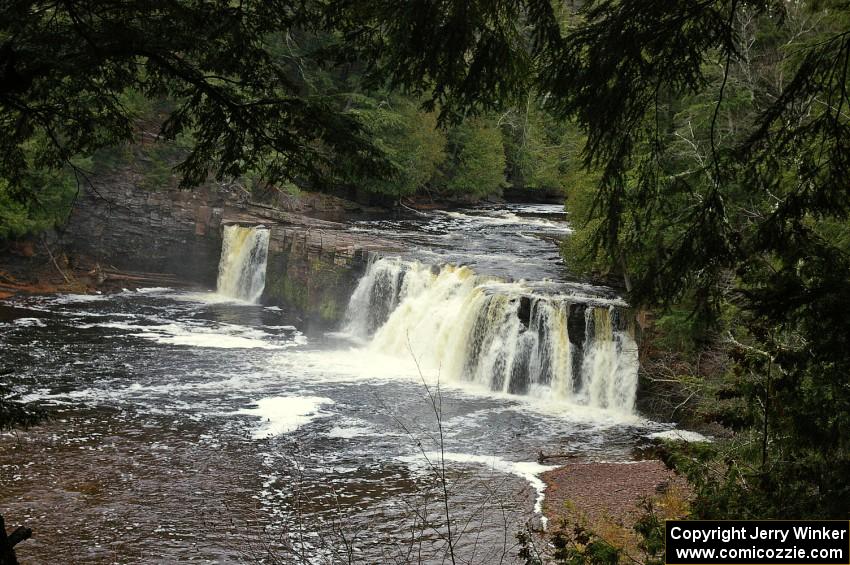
top-left (0, 204), bottom-right (674, 563)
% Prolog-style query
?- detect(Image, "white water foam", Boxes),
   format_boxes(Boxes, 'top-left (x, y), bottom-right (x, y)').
top-left (134, 328), bottom-right (279, 349)
top-left (74, 318), bottom-right (299, 349)
top-left (45, 293), bottom-right (109, 304)
top-left (129, 287), bottom-right (173, 294)
top-left (442, 210), bottom-right (573, 232)
top-left (262, 347), bottom-right (643, 427)
top-left (646, 429), bottom-right (711, 443)
top-left (12, 317), bottom-right (46, 327)
top-left (399, 451), bottom-right (557, 527)
top-left (237, 396), bottom-right (335, 439)
top-left (327, 424), bottom-right (378, 439)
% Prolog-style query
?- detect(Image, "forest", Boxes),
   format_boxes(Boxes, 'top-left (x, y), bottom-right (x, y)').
top-left (1, 1), bottom-right (849, 564)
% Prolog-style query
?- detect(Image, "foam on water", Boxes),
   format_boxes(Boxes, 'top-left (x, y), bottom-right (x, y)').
top-left (237, 396), bottom-right (335, 439)
top-left (349, 203), bottom-right (574, 281)
top-left (133, 328), bottom-right (281, 349)
top-left (399, 451), bottom-right (558, 527)
top-left (262, 348), bottom-right (643, 426)
top-left (129, 287), bottom-right (173, 294)
top-left (167, 290), bottom-right (256, 305)
top-left (47, 293), bottom-right (109, 304)
top-left (12, 317), bottom-right (46, 327)
top-left (72, 317), bottom-right (302, 349)
top-left (646, 429), bottom-right (711, 442)
top-left (327, 424), bottom-right (378, 439)
top-left (443, 210), bottom-right (573, 232)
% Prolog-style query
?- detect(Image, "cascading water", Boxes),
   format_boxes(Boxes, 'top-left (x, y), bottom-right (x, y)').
top-left (216, 224), bottom-right (270, 302)
top-left (345, 256), bottom-right (639, 413)
top-left (4, 203), bottom-right (686, 565)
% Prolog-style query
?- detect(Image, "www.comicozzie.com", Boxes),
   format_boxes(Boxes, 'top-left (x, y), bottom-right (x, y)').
top-left (665, 520), bottom-right (850, 564)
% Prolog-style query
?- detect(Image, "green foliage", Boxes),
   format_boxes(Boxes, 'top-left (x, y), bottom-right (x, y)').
top-left (501, 98), bottom-right (569, 193)
top-left (537, 497), bottom-right (675, 565)
top-left (0, 1), bottom-right (385, 199)
top-left (0, 145), bottom-right (81, 239)
top-left (554, 1), bottom-right (850, 520)
top-left (550, 524), bottom-right (622, 565)
top-left (347, 96), bottom-right (446, 198)
top-left (438, 117), bottom-right (507, 197)
top-left (0, 177), bottom-right (72, 240)
top-left (633, 499), bottom-right (665, 565)
top-left (0, 1), bottom-right (571, 232)
top-left (652, 303), bottom-right (718, 355)
top-left (324, 0), bottom-right (539, 122)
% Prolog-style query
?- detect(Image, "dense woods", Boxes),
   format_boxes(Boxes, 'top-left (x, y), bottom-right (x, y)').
top-left (0, 3), bottom-right (573, 239)
top-left (559, 0), bottom-right (850, 524)
top-left (2, 0), bottom-right (850, 562)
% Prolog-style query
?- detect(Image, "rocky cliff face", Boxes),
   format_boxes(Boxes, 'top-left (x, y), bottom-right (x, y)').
top-left (62, 179), bottom-right (227, 286)
top-left (62, 181), bottom-right (395, 326)
top-left (225, 204), bottom-right (396, 327)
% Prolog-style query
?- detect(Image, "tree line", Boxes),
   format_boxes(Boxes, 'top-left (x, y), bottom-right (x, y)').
top-left (0, 13), bottom-right (575, 239)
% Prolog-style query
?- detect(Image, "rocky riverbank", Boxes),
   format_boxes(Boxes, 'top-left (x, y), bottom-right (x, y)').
top-left (541, 459), bottom-right (690, 557)
top-left (0, 246), bottom-right (192, 300)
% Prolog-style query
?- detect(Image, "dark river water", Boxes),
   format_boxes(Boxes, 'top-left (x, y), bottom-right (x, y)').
top-left (0, 205), bottom-right (674, 564)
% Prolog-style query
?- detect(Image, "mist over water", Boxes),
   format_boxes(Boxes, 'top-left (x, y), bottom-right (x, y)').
top-left (0, 204), bottom-right (672, 563)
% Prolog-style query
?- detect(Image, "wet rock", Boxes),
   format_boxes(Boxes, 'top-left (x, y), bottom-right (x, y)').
top-left (517, 295), bottom-right (532, 328)
top-left (567, 304), bottom-right (586, 347)
top-left (528, 514), bottom-right (546, 533)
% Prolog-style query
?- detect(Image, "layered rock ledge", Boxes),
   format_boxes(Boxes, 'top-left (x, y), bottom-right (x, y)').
top-left (60, 183), bottom-right (397, 325)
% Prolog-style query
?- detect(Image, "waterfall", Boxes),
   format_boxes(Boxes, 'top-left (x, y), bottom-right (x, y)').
top-left (580, 307), bottom-right (639, 412)
top-left (216, 225), bottom-right (270, 302)
top-left (344, 257), bottom-right (639, 413)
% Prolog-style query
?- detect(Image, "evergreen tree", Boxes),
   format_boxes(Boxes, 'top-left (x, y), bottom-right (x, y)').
top-left (438, 117), bottom-right (508, 198)
top-left (344, 95), bottom-right (446, 200)
top-left (0, 0), bottom-right (385, 200)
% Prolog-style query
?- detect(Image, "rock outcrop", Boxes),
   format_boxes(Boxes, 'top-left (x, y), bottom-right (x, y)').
top-left (62, 181), bottom-right (396, 326)
top-left (62, 179), bottom-right (227, 286)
